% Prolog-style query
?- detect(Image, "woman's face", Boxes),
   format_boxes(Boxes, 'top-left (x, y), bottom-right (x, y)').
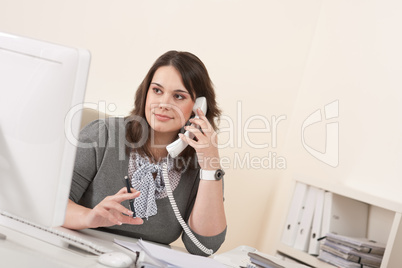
top-left (145, 65), bottom-right (195, 138)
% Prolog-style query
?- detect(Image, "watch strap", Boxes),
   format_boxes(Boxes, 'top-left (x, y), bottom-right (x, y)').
top-left (200, 169), bottom-right (224, 181)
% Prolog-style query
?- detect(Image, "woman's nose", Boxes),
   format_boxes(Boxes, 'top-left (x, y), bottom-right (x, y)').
top-left (158, 96), bottom-right (172, 110)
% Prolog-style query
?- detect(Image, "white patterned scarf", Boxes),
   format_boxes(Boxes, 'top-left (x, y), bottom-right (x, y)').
top-left (128, 152), bottom-right (180, 219)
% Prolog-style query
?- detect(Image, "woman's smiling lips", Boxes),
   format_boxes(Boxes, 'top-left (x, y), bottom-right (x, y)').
top-left (154, 113), bottom-right (173, 121)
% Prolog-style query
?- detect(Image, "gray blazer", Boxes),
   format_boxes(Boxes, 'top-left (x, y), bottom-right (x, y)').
top-left (69, 118), bottom-right (226, 255)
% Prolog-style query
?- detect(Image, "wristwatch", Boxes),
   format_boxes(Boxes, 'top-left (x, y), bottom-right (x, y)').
top-left (200, 169), bottom-right (225, 181)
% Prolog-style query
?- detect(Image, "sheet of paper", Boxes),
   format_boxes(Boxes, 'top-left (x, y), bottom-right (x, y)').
top-left (114, 238), bottom-right (142, 252)
top-left (114, 238), bottom-right (226, 268)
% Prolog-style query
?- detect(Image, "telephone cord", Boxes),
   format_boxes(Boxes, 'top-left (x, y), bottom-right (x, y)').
top-left (162, 160), bottom-right (213, 256)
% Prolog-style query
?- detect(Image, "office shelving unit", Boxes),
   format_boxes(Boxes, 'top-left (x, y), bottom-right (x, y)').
top-left (276, 176), bottom-right (402, 268)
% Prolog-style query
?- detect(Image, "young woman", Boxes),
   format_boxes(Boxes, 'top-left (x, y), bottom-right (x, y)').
top-left (63, 51), bottom-right (227, 256)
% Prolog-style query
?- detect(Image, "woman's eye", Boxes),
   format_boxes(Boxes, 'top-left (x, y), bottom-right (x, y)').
top-left (153, 88), bottom-right (162, 94)
top-left (174, 94), bottom-right (185, 100)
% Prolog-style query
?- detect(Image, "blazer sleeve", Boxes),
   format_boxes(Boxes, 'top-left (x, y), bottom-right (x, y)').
top-left (181, 169), bottom-right (227, 256)
top-left (69, 119), bottom-right (108, 203)
top-left (182, 225), bottom-right (227, 256)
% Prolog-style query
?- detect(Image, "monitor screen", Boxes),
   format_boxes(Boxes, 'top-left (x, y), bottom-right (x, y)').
top-left (0, 32), bottom-right (90, 227)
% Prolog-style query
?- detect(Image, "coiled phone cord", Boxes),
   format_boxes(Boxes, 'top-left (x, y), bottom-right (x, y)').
top-left (162, 159), bottom-right (214, 256)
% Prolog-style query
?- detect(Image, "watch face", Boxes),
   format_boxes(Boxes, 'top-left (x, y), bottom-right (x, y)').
top-left (215, 169), bottom-right (225, 180)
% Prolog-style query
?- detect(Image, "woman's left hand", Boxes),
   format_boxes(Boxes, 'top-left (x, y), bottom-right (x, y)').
top-left (179, 108), bottom-right (220, 170)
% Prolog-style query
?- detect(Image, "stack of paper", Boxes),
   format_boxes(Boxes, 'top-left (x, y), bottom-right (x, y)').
top-left (325, 233), bottom-right (385, 255)
top-left (114, 239), bottom-right (226, 268)
top-left (318, 251), bottom-right (372, 268)
top-left (318, 233), bottom-right (385, 268)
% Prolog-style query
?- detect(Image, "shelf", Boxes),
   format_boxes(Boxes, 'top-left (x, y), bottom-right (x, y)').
top-left (277, 177), bottom-right (402, 268)
top-left (276, 243), bottom-right (334, 268)
top-left (294, 176), bottom-right (402, 213)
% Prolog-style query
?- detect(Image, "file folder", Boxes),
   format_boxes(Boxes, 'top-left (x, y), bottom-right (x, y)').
top-left (307, 188), bottom-right (325, 255)
top-left (294, 186), bottom-right (318, 251)
top-left (281, 182), bottom-right (308, 246)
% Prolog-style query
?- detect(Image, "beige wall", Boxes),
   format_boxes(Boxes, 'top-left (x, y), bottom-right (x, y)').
top-left (1, 0), bottom-right (320, 253)
top-left (260, 0), bottom-right (402, 253)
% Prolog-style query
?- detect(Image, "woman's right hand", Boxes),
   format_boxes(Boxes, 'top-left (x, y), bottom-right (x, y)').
top-left (64, 187), bottom-right (143, 230)
top-left (85, 187), bottom-right (143, 228)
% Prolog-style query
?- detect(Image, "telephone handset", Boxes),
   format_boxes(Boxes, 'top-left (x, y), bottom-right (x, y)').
top-left (166, 96), bottom-right (208, 158)
top-left (162, 96), bottom-right (214, 255)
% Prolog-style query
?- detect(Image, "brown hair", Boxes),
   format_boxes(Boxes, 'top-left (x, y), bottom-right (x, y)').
top-left (125, 51), bottom-right (221, 169)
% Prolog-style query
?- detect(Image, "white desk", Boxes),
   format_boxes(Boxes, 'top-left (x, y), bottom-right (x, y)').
top-left (0, 224), bottom-right (147, 268)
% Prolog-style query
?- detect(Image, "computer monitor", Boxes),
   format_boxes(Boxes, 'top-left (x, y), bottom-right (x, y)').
top-left (0, 32), bottom-right (90, 227)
